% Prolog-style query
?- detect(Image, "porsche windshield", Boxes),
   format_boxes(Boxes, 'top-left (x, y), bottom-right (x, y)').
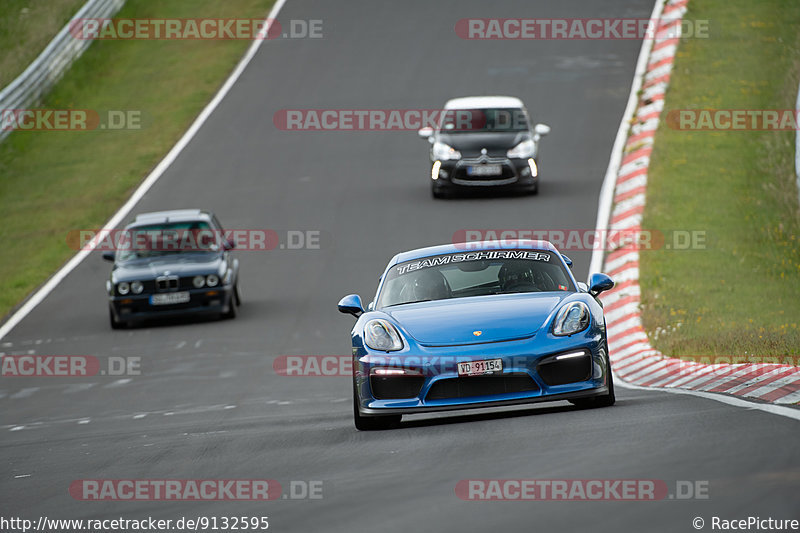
top-left (377, 250), bottom-right (575, 308)
top-left (440, 107), bottom-right (529, 133)
top-left (115, 221), bottom-right (220, 262)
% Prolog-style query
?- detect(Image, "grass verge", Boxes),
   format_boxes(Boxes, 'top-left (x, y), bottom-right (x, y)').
top-left (0, 0), bottom-right (89, 88)
top-left (0, 0), bottom-right (274, 320)
top-left (640, 0), bottom-right (800, 361)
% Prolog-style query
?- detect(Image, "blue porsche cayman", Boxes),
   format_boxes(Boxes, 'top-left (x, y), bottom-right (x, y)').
top-left (338, 240), bottom-right (616, 430)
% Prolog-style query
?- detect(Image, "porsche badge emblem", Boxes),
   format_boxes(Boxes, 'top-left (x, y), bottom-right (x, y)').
top-left (473, 330), bottom-right (482, 336)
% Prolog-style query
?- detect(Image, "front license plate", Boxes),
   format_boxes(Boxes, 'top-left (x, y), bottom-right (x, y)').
top-left (458, 358), bottom-right (503, 376)
top-left (150, 292), bottom-right (191, 306)
top-left (467, 164), bottom-right (502, 176)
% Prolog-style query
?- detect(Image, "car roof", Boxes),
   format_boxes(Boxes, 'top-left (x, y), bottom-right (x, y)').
top-left (388, 240), bottom-right (559, 266)
top-left (127, 209), bottom-right (212, 228)
top-left (443, 96), bottom-right (525, 110)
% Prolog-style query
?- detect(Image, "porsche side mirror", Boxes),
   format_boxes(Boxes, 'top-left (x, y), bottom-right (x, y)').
top-left (102, 251), bottom-right (115, 262)
top-left (588, 273), bottom-right (614, 296)
top-left (338, 294), bottom-right (364, 317)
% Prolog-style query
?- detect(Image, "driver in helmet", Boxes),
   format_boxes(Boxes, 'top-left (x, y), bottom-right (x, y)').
top-left (410, 269), bottom-right (451, 301)
top-left (499, 262), bottom-right (535, 292)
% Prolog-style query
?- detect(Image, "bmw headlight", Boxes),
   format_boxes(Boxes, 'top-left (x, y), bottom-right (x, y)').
top-left (131, 281), bottom-right (144, 294)
top-left (507, 139), bottom-right (536, 159)
top-left (193, 275), bottom-right (205, 288)
top-left (553, 301), bottom-right (590, 336)
top-left (206, 274), bottom-right (219, 287)
top-left (432, 142), bottom-right (461, 161)
top-left (364, 319), bottom-right (404, 352)
top-left (117, 282), bottom-right (130, 295)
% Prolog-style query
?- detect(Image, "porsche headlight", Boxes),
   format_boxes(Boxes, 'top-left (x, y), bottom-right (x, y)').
top-left (553, 301), bottom-right (590, 336)
top-left (117, 282), bottom-right (130, 295)
top-left (432, 142), bottom-right (461, 161)
top-left (507, 139), bottom-right (536, 159)
top-left (364, 319), bottom-right (404, 352)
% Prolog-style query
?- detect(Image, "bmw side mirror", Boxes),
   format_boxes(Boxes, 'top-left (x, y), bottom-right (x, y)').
top-left (338, 294), bottom-right (364, 317)
top-left (102, 251), bottom-right (115, 262)
top-left (418, 126), bottom-right (434, 139)
top-left (561, 254), bottom-right (573, 268)
top-left (588, 273), bottom-right (614, 297)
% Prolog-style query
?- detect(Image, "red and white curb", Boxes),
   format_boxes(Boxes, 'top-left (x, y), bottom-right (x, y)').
top-left (598, 0), bottom-right (800, 406)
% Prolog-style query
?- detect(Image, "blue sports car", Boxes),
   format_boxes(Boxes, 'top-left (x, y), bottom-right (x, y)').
top-left (338, 240), bottom-right (616, 430)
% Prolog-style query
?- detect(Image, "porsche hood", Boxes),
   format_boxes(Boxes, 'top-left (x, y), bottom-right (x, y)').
top-left (382, 293), bottom-right (568, 346)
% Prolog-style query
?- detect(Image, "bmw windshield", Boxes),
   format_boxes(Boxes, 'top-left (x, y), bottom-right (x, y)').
top-left (377, 250), bottom-right (575, 308)
top-left (115, 221), bottom-right (221, 262)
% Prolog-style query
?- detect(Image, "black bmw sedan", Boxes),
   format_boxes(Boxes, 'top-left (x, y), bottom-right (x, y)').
top-left (418, 96), bottom-right (550, 198)
top-left (103, 209), bottom-right (240, 328)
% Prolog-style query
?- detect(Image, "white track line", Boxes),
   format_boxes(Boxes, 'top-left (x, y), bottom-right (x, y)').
top-left (587, 0), bottom-right (664, 276)
top-left (0, 0), bottom-right (289, 341)
top-left (615, 376), bottom-right (800, 422)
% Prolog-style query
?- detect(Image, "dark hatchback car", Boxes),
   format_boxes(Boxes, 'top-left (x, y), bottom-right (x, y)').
top-left (418, 96), bottom-right (550, 198)
top-left (103, 209), bottom-right (240, 329)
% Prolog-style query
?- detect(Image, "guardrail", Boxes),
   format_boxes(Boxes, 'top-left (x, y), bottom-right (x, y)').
top-left (0, 0), bottom-right (126, 142)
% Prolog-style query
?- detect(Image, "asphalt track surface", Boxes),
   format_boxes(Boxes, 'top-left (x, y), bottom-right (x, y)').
top-left (1, 1), bottom-right (798, 532)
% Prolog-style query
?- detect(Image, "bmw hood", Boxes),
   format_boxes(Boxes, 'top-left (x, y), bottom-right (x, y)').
top-left (112, 254), bottom-right (223, 281)
top-left (383, 293), bottom-right (568, 346)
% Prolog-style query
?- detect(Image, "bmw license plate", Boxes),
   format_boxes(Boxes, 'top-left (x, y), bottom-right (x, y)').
top-left (150, 292), bottom-right (191, 306)
top-left (467, 164), bottom-right (502, 176)
top-left (458, 358), bottom-right (503, 376)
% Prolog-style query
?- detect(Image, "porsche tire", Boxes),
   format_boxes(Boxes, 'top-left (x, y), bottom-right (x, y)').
top-left (570, 356), bottom-right (615, 408)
